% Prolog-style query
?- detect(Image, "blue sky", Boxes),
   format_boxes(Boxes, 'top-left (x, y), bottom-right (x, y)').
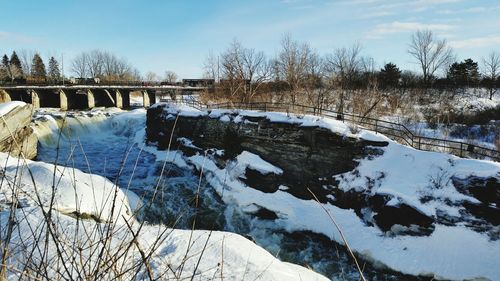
top-left (1, 0), bottom-right (499, 78)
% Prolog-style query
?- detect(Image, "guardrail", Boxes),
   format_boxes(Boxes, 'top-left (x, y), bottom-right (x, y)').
top-left (166, 99), bottom-right (500, 162)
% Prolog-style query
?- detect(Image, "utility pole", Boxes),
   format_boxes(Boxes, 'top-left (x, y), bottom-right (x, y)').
top-left (61, 53), bottom-right (65, 86)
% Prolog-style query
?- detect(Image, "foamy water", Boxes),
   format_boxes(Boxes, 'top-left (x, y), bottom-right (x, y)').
top-left (32, 108), bottom-right (411, 281)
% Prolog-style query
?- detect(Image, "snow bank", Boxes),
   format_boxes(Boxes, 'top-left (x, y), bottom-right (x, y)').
top-left (453, 90), bottom-right (500, 113)
top-left (335, 142), bottom-right (500, 217)
top-left (0, 152), bottom-right (133, 223)
top-left (185, 148), bottom-right (500, 280)
top-left (1, 205), bottom-right (327, 280)
top-left (0, 101), bottom-right (27, 116)
top-left (153, 102), bottom-right (207, 117)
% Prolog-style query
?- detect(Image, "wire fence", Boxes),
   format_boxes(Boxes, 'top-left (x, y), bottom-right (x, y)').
top-left (165, 99), bottom-right (500, 162)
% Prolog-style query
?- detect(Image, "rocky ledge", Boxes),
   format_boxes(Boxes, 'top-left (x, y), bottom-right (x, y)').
top-left (146, 103), bottom-right (499, 238)
top-left (0, 102), bottom-right (37, 159)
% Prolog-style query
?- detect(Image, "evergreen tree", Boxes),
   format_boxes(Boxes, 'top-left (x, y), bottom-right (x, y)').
top-left (10, 51), bottom-right (23, 74)
top-left (447, 58), bottom-right (480, 87)
top-left (379, 63), bottom-right (401, 89)
top-left (48, 56), bottom-right (61, 81)
top-left (1, 55), bottom-right (8, 68)
top-left (8, 51), bottom-right (24, 80)
top-left (0, 55), bottom-right (9, 81)
top-left (31, 53), bottom-right (47, 78)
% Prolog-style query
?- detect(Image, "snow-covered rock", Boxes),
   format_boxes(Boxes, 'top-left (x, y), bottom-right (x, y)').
top-left (0, 101), bottom-right (37, 159)
top-left (146, 103), bottom-right (500, 280)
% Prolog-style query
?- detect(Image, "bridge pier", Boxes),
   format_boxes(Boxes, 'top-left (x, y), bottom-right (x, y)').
top-left (1, 85), bottom-right (203, 110)
top-left (0, 89), bottom-right (11, 103)
top-left (86, 90), bottom-right (95, 109)
top-left (111, 89), bottom-right (123, 108)
top-left (118, 89), bottom-right (131, 108)
top-left (143, 90), bottom-right (155, 107)
top-left (30, 90), bottom-right (40, 109)
top-left (59, 90), bottom-right (68, 110)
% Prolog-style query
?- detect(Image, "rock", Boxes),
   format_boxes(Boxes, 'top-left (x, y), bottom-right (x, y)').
top-left (240, 168), bottom-right (280, 193)
top-left (453, 176), bottom-right (500, 229)
top-left (453, 176), bottom-right (499, 206)
top-left (0, 103), bottom-right (37, 159)
top-left (146, 105), bottom-right (388, 202)
top-left (146, 106), bottom-right (443, 234)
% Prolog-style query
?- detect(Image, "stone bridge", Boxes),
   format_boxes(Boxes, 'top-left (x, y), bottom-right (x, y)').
top-left (0, 85), bottom-right (205, 110)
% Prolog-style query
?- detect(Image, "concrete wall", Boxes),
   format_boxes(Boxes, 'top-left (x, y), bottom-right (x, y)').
top-left (0, 87), bottom-right (159, 110)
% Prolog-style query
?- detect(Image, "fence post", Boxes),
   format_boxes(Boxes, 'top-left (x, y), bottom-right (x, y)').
top-left (460, 143), bottom-right (463, 157)
top-left (375, 119), bottom-right (378, 134)
top-left (418, 137), bottom-right (421, 150)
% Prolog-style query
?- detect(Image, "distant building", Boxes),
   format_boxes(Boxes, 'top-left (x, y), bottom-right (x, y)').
top-left (182, 79), bottom-right (215, 87)
top-left (69, 77), bottom-right (100, 85)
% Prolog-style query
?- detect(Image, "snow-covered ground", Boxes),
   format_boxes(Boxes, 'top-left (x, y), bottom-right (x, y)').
top-left (16, 104), bottom-right (500, 280)
top-left (0, 125), bottom-right (328, 280)
top-left (156, 103), bottom-right (500, 280)
top-left (452, 88), bottom-right (500, 114)
top-left (378, 89), bottom-right (500, 150)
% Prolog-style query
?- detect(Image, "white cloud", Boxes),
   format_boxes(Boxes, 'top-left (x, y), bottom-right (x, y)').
top-left (439, 5), bottom-right (500, 14)
top-left (0, 31), bottom-right (39, 44)
top-left (366, 21), bottom-right (455, 38)
top-left (359, 10), bottom-right (394, 19)
top-left (450, 36), bottom-right (500, 49)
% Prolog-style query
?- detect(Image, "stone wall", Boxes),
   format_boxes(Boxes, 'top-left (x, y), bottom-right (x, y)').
top-left (146, 105), bottom-right (388, 200)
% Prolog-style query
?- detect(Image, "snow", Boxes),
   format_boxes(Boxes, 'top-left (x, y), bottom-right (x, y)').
top-left (153, 102), bottom-right (207, 117)
top-left (185, 149), bottom-right (500, 280)
top-left (0, 152), bottom-right (134, 223)
top-left (172, 106), bottom-right (390, 143)
top-left (453, 89), bottom-right (500, 113)
top-left (335, 142), bottom-right (500, 217)
top-left (0, 152), bottom-right (328, 280)
top-left (0, 101), bottom-right (27, 116)
top-left (21, 104), bottom-right (500, 280)
top-left (236, 151), bottom-right (283, 175)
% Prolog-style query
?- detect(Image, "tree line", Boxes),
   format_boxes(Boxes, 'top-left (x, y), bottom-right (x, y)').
top-left (203, 30), bottom-right (500, 105)
top-left (0, 51), bottom-right (61, 83)
top-left (0, 50), bottom-right (143, 84)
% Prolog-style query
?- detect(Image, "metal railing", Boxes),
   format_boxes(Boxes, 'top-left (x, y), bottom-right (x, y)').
top-left (166, 99), bottom-right (500, 162)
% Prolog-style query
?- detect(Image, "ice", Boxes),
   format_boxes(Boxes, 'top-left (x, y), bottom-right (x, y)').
top-left (0, 101), bottom-right (27, 116)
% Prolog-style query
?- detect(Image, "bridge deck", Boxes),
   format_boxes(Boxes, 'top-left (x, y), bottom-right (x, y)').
top-left (0, 85), bottom-right (206, 91)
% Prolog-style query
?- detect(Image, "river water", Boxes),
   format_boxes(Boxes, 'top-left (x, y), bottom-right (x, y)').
top-left (32, 108), bottom-right (422, 281)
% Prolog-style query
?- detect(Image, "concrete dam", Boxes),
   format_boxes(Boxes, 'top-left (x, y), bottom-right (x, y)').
top-left (0, 85), bottom-right (205, 110)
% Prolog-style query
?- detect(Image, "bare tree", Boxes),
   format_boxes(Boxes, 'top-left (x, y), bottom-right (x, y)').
top-left (145, 71), bottom-right (158, 82)
top-left (303, 51), bottom-right (328, 109)
top-left (71, 53), bottom-right (89, 78)
top-left (19, 49), bottom-right (35, 75)
top-left (219, 39), bottom-right (270, 102)
top-left (71, 50), bottom-right (136, 81)
top-left (482, 51), bottom-right (500, 100)
top-left (275, 34), bottom-right (313, 104)
top-left (203, 51), bottom-right (219, 81)
top-left (408, 29), bottom-right (453, 85)
top-left (87, 50), bottom-right (103, 77)
top-left (164, 71), bottom-right (178, 84)
top-left (325, 43), bottom-right (363, 113)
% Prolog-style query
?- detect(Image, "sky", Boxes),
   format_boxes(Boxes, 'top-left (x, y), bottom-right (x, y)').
top-left (0, 0), bottom-right (499, 79)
